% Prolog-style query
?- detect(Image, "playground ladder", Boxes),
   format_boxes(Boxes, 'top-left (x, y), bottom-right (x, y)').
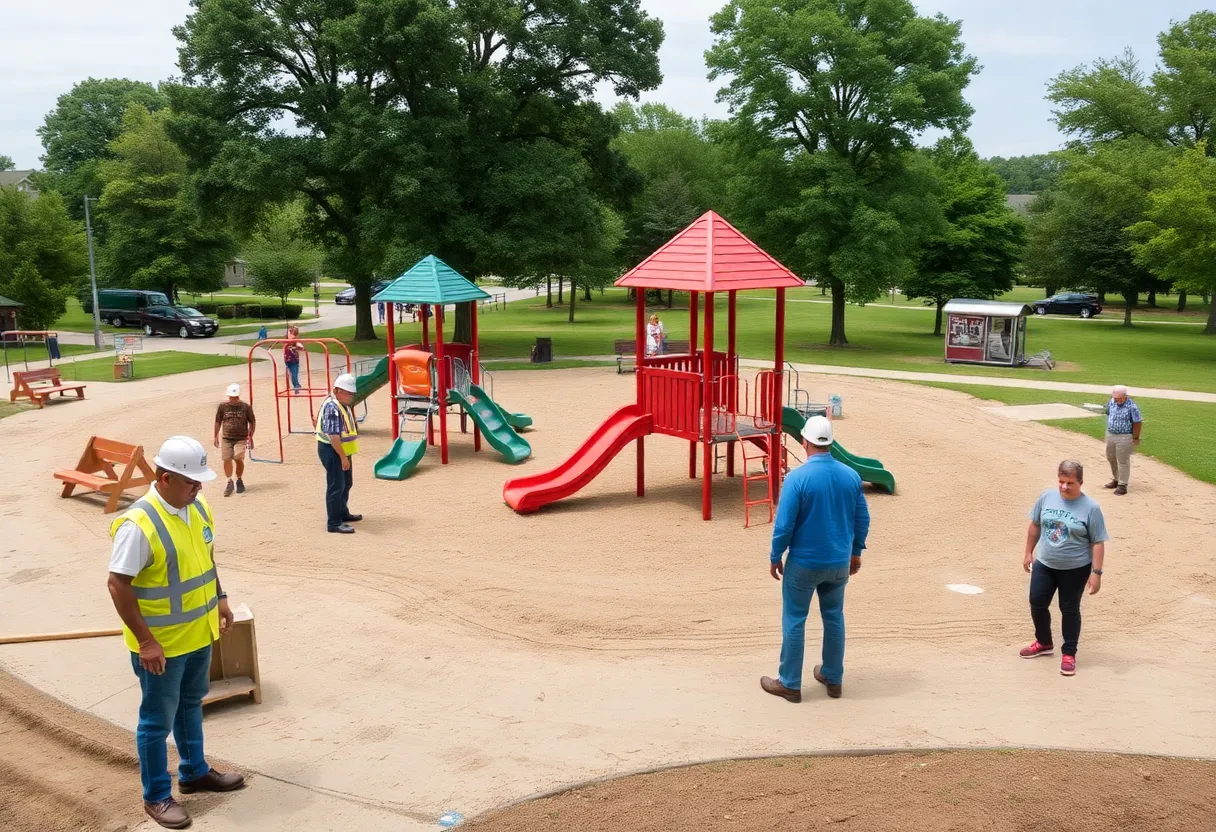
top-left (739, 435), bottom-right (774, 529)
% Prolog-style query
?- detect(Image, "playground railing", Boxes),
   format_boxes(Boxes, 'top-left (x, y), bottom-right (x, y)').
top-left (640, 367), bottom-right (702, 440)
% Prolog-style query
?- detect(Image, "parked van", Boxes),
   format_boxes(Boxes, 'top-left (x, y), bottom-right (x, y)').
top-left (83, 289), bottom-right (172, 327)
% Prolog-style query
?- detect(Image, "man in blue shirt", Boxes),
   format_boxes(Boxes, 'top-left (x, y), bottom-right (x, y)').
top-left (1104, 385), bottom-right (1142, 496)
top-left (761, 416), bottom-right (870, 703)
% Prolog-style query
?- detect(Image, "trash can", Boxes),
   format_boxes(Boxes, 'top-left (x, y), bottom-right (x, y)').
top-left (830, 394), bottom-right (843, 418)
top-left (47, 336), bottom-right (61, 360)
top-left (533, 337), bottom-right (553, 364)
top-left (114, 359), bottom-right (133, 380)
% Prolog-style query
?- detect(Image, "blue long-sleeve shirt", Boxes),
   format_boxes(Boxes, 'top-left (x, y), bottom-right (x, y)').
top-left (770, 454), bottom-right (870, 568)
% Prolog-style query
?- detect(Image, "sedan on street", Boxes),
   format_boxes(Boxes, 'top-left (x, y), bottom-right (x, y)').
top-left (141, 306), bottom-right (219, 338)
top-left (335, 280), bottom-right (392, 305)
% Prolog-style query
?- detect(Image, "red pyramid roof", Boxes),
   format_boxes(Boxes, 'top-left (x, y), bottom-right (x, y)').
top-left (615, 211), bottom-right (805, 292)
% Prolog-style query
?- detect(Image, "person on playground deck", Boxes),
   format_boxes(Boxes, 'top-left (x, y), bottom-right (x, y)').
top-left (1104, 385), bottom-right (1142, 495)
top-left (646, 313), bottom-right (666, 356)
top-left (761, 415), bottom-right (870, 702)
top-left (106, 436), bottom-right (245, 829)
top-left (214, 383), bottom-right (255, 497)
top-left (283, 326), bottom-right (303, 394)
top-left (1020, 460), bottom-right (1108, 676)
top-left (317, 373), bottom-right (362, 534)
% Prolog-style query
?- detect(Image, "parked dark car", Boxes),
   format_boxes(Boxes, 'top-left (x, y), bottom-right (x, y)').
top-left (83, 289), bottom-right (172, 327)
top-left (335, 280), bottom-right (392, 305)
top-left (1031, 293), bottom-right (1103, 318)
top-left (141, 306), bottom-right (219, 338)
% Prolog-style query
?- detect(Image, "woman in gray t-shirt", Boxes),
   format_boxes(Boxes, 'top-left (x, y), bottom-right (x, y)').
top-left (1019, 460), bottom-right (1108, 676)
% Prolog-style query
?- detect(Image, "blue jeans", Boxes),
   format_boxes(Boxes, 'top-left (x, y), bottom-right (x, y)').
top-left (779, 562), bottom-right (850, 689)
top-left (130, 645), bottom-right (212, 802)
top-left (286, 360), bottom-right (301, 390)
top-left (318, 442), bottom-right (353, 530)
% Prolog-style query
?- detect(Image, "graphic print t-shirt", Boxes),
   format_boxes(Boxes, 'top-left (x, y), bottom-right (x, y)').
top-left (1029, 490), bottom-right (1109, 570)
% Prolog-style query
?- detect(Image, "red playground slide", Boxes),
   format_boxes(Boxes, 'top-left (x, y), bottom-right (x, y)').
top-left (503, 405), bottom-right (653, 513)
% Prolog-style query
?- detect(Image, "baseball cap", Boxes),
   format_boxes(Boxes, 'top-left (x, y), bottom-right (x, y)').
top-left (801, 415), bottom-right (834, 447)
top-left (226, 383), bottom-right (241, 397)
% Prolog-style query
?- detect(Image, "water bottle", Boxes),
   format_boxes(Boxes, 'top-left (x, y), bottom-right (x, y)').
top-left (438, 810), bottom-right (464, 828)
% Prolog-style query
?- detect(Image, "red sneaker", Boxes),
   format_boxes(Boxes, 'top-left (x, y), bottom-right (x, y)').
top-left (1060, 655), bottom-right (1076, 676)
top-left (1019, 640), bottom-right (1054, 658)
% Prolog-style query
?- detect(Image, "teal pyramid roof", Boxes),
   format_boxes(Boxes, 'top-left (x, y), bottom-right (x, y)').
top-left (372, 255), bottom-right (490, 304)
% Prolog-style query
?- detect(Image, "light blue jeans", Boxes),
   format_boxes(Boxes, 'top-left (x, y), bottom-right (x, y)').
top-left (286, 360), bottom-right (301, 390)
top-left (130, 645), bottom-right (212, 802)
top-left (779, 562), bottom-right (850, 689)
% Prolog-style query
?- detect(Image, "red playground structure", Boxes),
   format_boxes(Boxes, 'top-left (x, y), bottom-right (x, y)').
top-left (246, 337), bottom-right (356, 464)
top-left (503, 211), bottom-right (804, 522)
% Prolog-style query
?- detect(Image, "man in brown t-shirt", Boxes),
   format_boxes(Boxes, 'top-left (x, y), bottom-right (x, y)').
top-left (214, 383), bottom-right (255, 496)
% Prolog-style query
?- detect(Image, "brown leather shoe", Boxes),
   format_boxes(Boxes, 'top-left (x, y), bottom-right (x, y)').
top-left (1114, 485), bottom-right (1128, 496)
top-left (813, 665), bottom-right (842, 698)
top-left (145, 797), bottom-right (192, 829)
top-left (1103, 480), bottom-right (1118, 489)
top-left (760, 676), bottom-right (801, 703)
top-left (179, 769), bottom-right (246, 794)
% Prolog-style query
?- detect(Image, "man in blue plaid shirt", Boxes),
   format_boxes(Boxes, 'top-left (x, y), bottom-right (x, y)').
top-left (1104, 385), bottom-right (1142, 496)
top-left (315, 373), bottom-right (362, 533)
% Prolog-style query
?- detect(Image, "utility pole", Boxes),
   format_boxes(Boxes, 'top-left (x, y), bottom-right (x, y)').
top-left (83, 196), bottom-right (103, 350)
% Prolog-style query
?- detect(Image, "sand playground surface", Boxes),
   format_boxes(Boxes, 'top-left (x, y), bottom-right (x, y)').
top-left (1, 365), bottom-right (1214, 831)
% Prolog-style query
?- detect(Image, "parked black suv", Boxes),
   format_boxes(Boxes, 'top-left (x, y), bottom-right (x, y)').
top-left (141, 306), bottom-right (219, 338)
top-left (335, 280), bottom-right (391, 305)
top-left (1031, 293), bottom-right (1103, 318)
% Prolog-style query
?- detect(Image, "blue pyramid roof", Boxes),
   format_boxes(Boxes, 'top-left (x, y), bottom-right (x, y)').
top-left (372, 255), bottom-right (490, 304)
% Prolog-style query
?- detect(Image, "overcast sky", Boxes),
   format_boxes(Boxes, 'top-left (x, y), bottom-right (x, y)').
top-left (2, 1), bottom-right (1211, 169)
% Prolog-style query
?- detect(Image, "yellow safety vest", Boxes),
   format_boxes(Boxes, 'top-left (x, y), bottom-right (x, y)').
top-left (109, 494), bottom-right (220, 658)
top-left (315, 396), bottom-right (359, 455)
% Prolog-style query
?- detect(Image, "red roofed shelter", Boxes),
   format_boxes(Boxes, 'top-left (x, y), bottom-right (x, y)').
top-left (503, 212), bottom-right (804, 521)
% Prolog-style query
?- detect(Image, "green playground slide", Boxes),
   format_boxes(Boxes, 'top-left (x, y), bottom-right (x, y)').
top-left (352, 356), bottom-right (390, 406)
top-left (481, 394), bottom-right (532, 430)
top-left (780, 406), bottom-right (895, 494)
top-left (374, 437), bottom-right (427, 480)
top-left (449, 384), bottom-right (532, 463)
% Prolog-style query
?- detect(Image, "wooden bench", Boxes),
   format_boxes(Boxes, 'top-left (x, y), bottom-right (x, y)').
top-left (10, 368), bottom-right (87, 408)
top-left (54, 436), bottom-right (156, 513)
top-left (614, 339), bottom-right (690, 374)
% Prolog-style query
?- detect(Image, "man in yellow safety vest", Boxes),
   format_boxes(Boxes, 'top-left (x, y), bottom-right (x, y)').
top-left (107, 435), bottom-right (245, 829)
top-left (316, 373), bottom-right (362, 534)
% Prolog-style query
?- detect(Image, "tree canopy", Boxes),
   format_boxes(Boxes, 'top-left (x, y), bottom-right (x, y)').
top-left (37, 78), bottom-right (168, 218)
top-left (0, 188), bottom-right (86, 330)
top-left (983, 154), bottom-right (1062, 194)
top-left (169, 0), bottom-right (663, 339)
top-left (707, 0), bottom-right (977, 345)
top-left (98, 106), bottom-right (233, 299)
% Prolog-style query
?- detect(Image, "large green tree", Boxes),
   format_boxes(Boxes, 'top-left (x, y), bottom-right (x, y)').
top-left (0, 155), bottom-right (13, 171)
top-left (0, 188), bottom-right (87, 329)
top-left (1025, 140), bottom-right (1170, 327)
top-left (170, 0), bottom-right (662, 341)
top-left (1131, 144), bottom-right (1216, 333)
top-left (98, 106), bottom-right (233, 299)
top-left (983, 154), bottom-right (1061, 194)
top-left (904, 139), bottom-right (1025, 336)
top-left (36, 78), bottom-right (168, 218)
top-left (707, 0), bottom-right (977, 345)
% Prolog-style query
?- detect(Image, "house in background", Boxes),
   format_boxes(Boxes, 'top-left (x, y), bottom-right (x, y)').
top-left (0, 170), bottom-right (39, 196)
top-left (224, 259), bottom-right (247, 287)
top-left (0, 295), bottom-right (24, 332)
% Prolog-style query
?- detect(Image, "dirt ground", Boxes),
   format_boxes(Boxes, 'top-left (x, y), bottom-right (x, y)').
top-left (468, 750), bottom-right (1216, 832)
top-left (0, 365), bottom-right (1213, 830)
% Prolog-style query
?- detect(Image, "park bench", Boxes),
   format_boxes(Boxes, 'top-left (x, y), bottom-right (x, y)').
top-left (614, 338), bottom-right (691, 374)
top-left (54, 436), bottom-right (156, 513)
top-left (9, 368), bottom-right (87, 408)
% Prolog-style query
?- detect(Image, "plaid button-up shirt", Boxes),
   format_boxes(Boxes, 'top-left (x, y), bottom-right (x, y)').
top-left (1106, 398), bottom-right (1142, 435)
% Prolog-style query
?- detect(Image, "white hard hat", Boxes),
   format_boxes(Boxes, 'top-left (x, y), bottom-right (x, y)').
top-left (801, 415), bottom-right (834, 448)
top-left (153, 435), bottom-right (217, 483)
top-left (334, 373), bottom-right (357, 393)
top-left (226, 383), bottom-right (241, 397)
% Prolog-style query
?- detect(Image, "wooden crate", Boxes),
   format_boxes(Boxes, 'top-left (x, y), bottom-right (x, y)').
top-left (204, 602), bottom-right (262, 707)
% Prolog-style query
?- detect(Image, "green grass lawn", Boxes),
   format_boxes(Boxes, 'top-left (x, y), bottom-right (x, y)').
top-left (0, 401), bottom-right (35, 420)
top-left (2, 341), bottom-right (100, 368)
top-left (54, 351), bottom-right (246, 382)
top-left (920, 383), bottom-right (1215, 485)
top-left (270, 289), bottom-right (1216, 393)
top-left (54, 298), bottom-right (317, 334)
